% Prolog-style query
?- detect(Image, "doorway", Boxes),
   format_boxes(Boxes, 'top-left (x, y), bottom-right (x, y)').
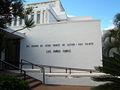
top-left (5, 39), bottom-right (20, 69)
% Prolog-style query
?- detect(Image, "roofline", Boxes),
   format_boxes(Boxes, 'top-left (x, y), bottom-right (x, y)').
top-left (25, 1), bottom-right (55, 6)
top-left (35, 19), bottom-right (101, 26)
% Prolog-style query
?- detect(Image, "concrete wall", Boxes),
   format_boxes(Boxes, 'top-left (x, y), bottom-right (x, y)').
top-left (68, 16), bottom-right (92, 21)
top-left (26, 72), bottom-right (105, 86)
top-left (20, 20), bottom-right (102, 69)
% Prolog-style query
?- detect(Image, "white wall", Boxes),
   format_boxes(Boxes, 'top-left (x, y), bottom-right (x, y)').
top-left (68, 16), bottom-right (92, 21)
top-left (20, 20), bottom-right (102, 69)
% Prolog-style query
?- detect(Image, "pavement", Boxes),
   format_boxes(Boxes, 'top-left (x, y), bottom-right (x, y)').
top-left (32, 85), bottom-right (93, 90)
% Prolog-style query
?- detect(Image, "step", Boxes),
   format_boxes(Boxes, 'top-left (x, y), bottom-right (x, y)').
top-left (29, 80), bottom-right (42, 89)
top-left (26, 78), bottom-right (39, 83)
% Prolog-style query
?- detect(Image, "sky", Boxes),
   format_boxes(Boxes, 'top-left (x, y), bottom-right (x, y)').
top-left (25, 0), bottom-right (120, 30)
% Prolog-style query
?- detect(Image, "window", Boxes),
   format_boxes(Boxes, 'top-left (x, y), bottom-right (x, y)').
top-left (14, 17), bottom-right (17, 26)
top-left (37, 11), bottom-right (40, 23)
top-left (31, 14), bottom-right (34, 20)
top-left (8, 21), bottom-right (12, 26)
top-left (19, 18), bottom-right (22, 25)
top-left (25, 15), bottom-right (28, 21)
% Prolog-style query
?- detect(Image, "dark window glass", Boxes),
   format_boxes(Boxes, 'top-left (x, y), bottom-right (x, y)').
top-left (19, 18), bottom-right (22, 25)
top-left (31, 15), bottom-right (34, 20)
top-left (25, 15), bottom-right (28, 21)
top-left (8, 21), bottom-right (12, 26)
top-left (37, 12), bottom-right (40, 23)
top-left (14, 17), bottom-right (17, 26)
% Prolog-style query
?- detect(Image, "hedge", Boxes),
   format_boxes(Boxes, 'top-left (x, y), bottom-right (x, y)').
top-left (0, 73), bottom-right (29, 90)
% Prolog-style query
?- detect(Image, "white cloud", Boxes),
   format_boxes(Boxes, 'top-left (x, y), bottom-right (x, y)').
top-left (67, 15), bottom-right (75, 17)
top-left (104, 25), bottom-right (115, 30)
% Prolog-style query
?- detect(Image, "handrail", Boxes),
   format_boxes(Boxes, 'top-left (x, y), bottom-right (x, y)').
top-left (21, 59), bottom-right (96, 84)
top-left (0, 59), bottom-right (27, 80)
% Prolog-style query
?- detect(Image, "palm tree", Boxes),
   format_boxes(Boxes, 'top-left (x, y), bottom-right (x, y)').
top-left (91, 13), bottom-right (120, 90)
top-left (103, 13), bottom-right (120, 57)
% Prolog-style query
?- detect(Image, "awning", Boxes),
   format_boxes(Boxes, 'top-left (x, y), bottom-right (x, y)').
top-left (0, 28), bottom-right (25, 39)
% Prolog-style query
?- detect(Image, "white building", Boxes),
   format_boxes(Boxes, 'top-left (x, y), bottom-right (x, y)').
top-left (1, 0), bottom-right (103, 86)
top-left (8, 0), bottom-right (93, 27)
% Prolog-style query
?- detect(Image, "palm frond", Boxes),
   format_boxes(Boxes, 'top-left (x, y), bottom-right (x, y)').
top-left (24, 18), bottom-right (35, 29)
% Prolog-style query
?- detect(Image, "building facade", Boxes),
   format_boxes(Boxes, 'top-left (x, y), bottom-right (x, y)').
top-left (1, 0), bottom-right (102, 86)
top-left (8, 0), bottom-right (93, 27)
top-left (8, 0), bottom-right (68, 27)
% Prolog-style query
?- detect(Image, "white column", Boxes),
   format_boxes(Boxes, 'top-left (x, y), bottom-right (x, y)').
top-left (40, 10), bottom-right (43, 24)
top-left (45, 10), bottom-right (49, 24)
top-left (34, 11), bottom-right (37, 24)
top-left (47, 10), bottom-right (50, 23)
top-left (11, 18), bottom-right (14, 26)
top-left (16, 16), bottom-right (19, 26)
top-left (43, 10), bottom-right (45, 24)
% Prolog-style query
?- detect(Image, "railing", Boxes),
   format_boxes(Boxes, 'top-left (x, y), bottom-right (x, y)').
top-left (21, 59), bottom-right (96, 84)
top-left (0, 59), bottom-right (27, 80)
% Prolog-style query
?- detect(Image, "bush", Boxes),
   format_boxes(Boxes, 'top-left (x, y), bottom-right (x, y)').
top-left (0, 73), bottom-right (29, 90)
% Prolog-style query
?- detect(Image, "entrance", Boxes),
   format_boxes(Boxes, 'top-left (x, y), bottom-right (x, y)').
top-left (5, 39), bottom-right (20, 68)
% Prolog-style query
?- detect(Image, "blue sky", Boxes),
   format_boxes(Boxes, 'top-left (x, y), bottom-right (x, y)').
top-left (25, 0), bottom-right (120, 30)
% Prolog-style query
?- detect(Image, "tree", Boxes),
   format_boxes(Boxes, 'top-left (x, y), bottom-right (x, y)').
top-left (91, 13), bottom-right (120, 90)
top-left (103, 13), bottom-right (120, 57)
top-left (0, 0), bottom-right (34, 55)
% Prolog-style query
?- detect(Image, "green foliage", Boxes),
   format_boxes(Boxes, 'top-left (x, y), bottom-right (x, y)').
top-left (93, 13), bottom-right (120, 90)
top-left (91, 53), bottom-right (120, 90)
top-left (24, 18), bottom-right (35, 29)
top-left (0, 73), bottom-right (29, 90)
top-left (103, 13), bottom-right (120, 57)
top-left (0, 0), bottom-right (35, 29)
top-left (0, 0), bottom-right (35, 54)
top-left (0, 0), bottom-right (24, 28)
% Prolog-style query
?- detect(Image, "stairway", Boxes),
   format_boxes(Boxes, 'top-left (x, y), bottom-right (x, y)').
top-left (0, 71), bottom-right (42, 90)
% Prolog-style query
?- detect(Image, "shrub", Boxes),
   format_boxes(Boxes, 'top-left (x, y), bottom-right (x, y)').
top-left (0, 73), bottom-right (29, 90)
